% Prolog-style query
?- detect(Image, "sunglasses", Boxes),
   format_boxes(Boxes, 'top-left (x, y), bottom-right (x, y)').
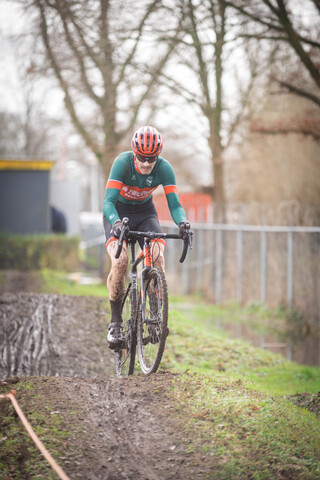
top-left (136, 154), bottom-right (158, 164)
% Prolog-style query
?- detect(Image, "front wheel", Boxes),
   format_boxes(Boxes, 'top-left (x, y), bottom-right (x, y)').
top-left (115, 283), bottom-right (137, 378)
top-left (137, 268), bottom-right (168, 375)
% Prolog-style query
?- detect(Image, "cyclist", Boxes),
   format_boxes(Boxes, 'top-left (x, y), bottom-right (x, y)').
top-left (103, 125), bottom-right (191, 349)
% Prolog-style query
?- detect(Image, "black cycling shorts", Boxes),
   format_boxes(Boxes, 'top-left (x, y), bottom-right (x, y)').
top-left (103, 198), bottom-right (163, 249)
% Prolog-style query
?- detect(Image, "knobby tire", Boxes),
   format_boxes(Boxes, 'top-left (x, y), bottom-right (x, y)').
top-left (115, 283), bottom-right (137, 377)
top-left (137, 268), bottom-right (168, 375)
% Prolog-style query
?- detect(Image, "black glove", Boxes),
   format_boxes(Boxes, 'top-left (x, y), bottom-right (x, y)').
top-left (179, 220), bottom-right (190, 238)
top-left (111, 220), bottom-right (122, 238)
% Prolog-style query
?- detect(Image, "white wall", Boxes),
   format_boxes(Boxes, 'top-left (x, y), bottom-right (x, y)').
top-left (50, 180), bottom-right (82, 235)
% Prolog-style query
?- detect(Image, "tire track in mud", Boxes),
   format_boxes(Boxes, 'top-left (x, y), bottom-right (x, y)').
top-left (48, 376), bottom-right (198, 480)
top-left (0, 295), bottom-right (60, 378)
top-left (0, 293), bottom-right (114, 380)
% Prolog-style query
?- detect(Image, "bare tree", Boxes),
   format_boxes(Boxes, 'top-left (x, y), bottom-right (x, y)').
top-left (158, 0), bottom-right (263, 221)
top-left (223, 0), bottom-right (320, 107)
top-left (0, 111), bottom-right (24, 155)
top-left (0, 59), bottom-right (56, 158)
top-left (20, 0), bottom-right (184, 176)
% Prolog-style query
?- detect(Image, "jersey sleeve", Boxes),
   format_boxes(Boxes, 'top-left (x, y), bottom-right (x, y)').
top-left (159, 160), bottom-right (187, 225)
top-left (103, 155), bottom-right (128, 224)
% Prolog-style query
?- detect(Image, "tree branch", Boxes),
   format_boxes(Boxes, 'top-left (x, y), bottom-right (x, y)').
top-left (126, 37), bottom-right (180, 132)
top-left (274, 0), bottom-right (320, 88)
top-left (276, 79), bottom-right (320, 107)
top-left (222, 1), bottom-right (285, 33)
top-left (158, 71), bottom-right (202, 106)
top-left (37, 1), bottom-right (99, 156)
top-left (116, 0), bottom-right (160, 87)
top-left (187, 0), bottom-right (212, 110)
top-left (45, 0), bottom-right (103, 107)
top-left (223, 0), bottom-right (320, 49)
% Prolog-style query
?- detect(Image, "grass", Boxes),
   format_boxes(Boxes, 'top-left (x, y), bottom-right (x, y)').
top-left (160, 300), bottom-right (320, 479)
top-left (168, 372), bottom-right (320, 480)
top-left (37, 269), bottom-right (107, 297)
top-left (163, 305), bottom-right (320, 396)
top-left (0, 379), bottom-right (76, 480)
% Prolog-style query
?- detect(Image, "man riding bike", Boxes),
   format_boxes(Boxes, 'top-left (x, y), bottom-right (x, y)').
top-left (103, 125), bottom-right (191, 349)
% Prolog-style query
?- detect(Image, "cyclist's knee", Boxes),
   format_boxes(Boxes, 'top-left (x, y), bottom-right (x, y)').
top-left (154, 256), bottom-right (165, 270)
top-left (113, 255), bottom-right (127, 277)
top-left (107, 241), bottom-right (128, 274)
top-left (152, 243), bottom-right (165, 270)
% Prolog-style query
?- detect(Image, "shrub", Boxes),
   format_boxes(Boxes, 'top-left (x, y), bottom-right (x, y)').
top-left (0, 235), bottom-right (80, 272)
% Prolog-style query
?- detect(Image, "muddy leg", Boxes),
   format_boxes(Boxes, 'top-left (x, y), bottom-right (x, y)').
top-left (106, 242), bottom-right (128, 347)
top-left (151, 242), bottom-right (165, 273)
top-left (107, 241), bottom-right (128, 303)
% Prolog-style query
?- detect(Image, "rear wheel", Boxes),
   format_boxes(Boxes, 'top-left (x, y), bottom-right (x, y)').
top-left (137, 268), bottom-right (168, 375)
top-left (115, 283), bottom-right (137, 377)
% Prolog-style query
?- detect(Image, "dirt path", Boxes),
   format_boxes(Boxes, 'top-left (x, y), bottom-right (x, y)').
top-left (2, 374), bottom-right (200, 480)
top-left (0, 292), bottom-right (113, 380)
top-left (0, 272), bottom-right (204, 479)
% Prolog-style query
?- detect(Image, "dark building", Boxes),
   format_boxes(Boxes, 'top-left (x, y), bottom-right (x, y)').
top-left (0, 158), bottom-right (55, 234)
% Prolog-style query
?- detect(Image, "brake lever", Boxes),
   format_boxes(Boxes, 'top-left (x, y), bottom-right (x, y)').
top-left (115, 217), bottom-right (129, 259)
top-left (185, 223), bottom-right (193, 249)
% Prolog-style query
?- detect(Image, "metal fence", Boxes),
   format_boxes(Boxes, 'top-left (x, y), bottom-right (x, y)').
top-left (80, 219), bottom-right (320, 365)
top-left (162, 222), bottom-right (320, 366)
top-left (80, 220), bottom-right (320, 319)
top-left (162, 223), bottom-right (320, 305)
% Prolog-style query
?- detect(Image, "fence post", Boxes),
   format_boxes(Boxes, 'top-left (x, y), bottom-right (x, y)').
top-left (237, 229), bottom-right (243, 304)
top-left (287, 230), bottom-right (294, 361)
top-left (318, 232), bottom-right (320, 366)
top-left (287, 231), bottom-right (293, 308)
top-left (260, 230), bottom-right (266, 303)
top-left (215, 229), bottom-right (222, 303)
top-left (197, 227), bottom-right (204, 291)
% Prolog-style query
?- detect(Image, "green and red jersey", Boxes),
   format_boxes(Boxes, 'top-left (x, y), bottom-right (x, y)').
top-left (103, 151), bottom-right (186, 225)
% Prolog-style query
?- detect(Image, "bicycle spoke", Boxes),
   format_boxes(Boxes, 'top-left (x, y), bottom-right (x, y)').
top-left (137, 268), bottom-right (168, 374)
top-left (116, 284), bottom-right (136, 377)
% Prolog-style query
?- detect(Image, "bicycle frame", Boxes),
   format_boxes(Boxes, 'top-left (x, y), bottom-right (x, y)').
top-left (127, 236), bottom-right (157, 321)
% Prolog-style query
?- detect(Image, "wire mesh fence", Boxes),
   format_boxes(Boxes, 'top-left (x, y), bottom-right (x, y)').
top-left (162, 222), bottom-right (320, 366)
top-left (162, 223), bottom-right (320, 307)
top-left (80, 217), bottom-right (320, 366)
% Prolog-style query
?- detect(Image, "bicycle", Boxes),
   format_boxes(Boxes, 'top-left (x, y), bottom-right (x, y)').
top-left (113, 217), bottom-right (193, 378)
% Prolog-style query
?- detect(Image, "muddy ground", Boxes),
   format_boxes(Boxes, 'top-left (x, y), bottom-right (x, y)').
top-left (0, 272), bottom-right (205, 479)
top-left (1, 271), bottom-right (319, 480)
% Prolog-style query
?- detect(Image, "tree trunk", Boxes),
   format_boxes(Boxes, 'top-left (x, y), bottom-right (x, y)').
top-left (100, 138), bottom-right (119, 179)
top-left (209, 123), bottom-right (225, 223)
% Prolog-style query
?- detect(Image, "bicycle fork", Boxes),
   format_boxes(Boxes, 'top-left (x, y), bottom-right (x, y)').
top-left (138, 238), bottom-right (153, 319)
top-left (132, 239), bottom-right (160, 333)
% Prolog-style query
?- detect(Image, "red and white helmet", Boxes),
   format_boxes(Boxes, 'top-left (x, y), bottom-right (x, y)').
top-left (131, 126), bottom-right (163, 157)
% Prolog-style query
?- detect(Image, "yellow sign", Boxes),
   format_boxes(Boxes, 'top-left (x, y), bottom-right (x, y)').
top-left (0, 159), bottom-right (55, 171)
